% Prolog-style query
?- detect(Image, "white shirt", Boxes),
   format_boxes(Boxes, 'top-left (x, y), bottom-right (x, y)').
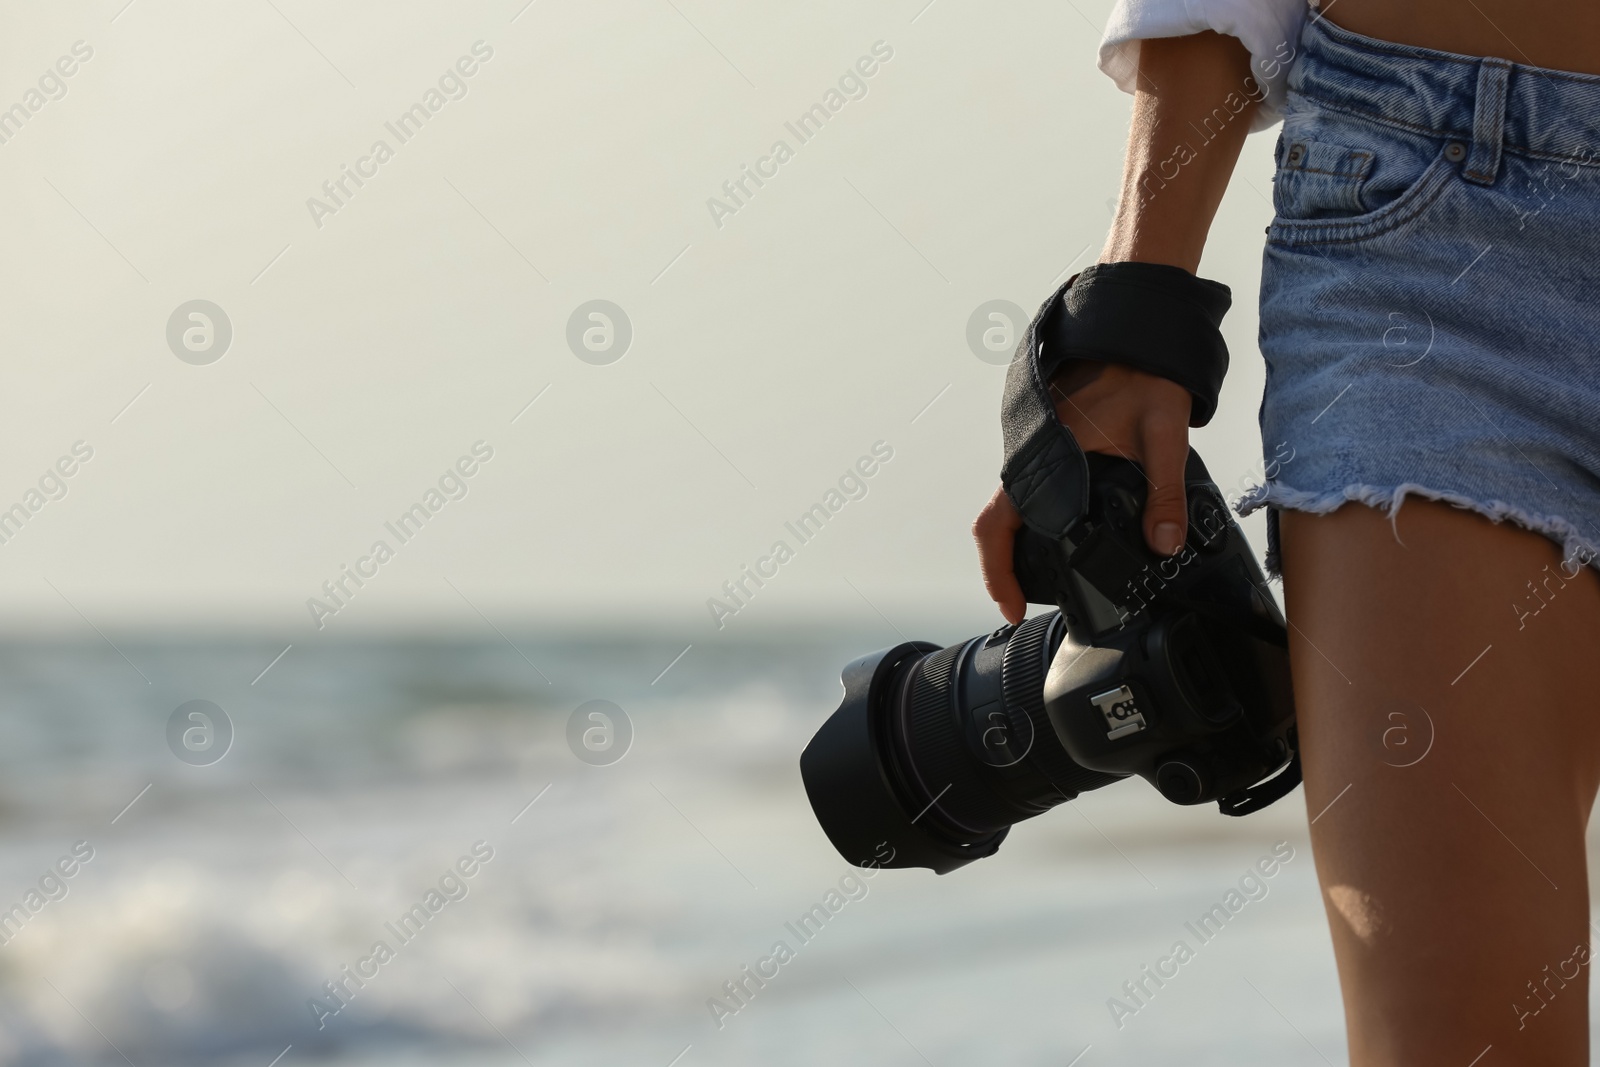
top-left (1098, 0), bottom-right (1312, 130)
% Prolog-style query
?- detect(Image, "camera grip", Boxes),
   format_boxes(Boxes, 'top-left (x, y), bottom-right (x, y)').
top-left (1012, 525), bottom-right (1072, 607)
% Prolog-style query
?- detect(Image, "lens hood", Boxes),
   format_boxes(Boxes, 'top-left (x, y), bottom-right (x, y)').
top-left (800, 641), bottom-right (1010, 875)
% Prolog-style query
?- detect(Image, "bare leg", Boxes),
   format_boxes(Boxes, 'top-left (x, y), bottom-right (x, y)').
top-left (1281, 499), bottom-right (1600, 1066)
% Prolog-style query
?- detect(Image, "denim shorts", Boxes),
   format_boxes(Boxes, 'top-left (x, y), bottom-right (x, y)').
top-left (1237, 13), bottom-right (1600, 576)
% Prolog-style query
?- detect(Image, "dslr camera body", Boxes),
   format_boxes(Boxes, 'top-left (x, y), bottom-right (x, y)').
top-left (1017, 449), bottom-right (1296, 812)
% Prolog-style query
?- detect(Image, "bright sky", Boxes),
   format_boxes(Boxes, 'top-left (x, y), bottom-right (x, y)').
top-left (0, 0), bottom-right (1279, 637)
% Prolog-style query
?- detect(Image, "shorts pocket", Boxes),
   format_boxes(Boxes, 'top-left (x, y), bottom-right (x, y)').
top-left (1272, 137), bottom-right (1374, 220)
top-left (1267, 99), bottom-right (1456, 247)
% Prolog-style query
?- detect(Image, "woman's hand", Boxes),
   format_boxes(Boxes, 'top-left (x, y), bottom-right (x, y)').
top-left (972, 361), bottom-right (1193, 624)
top-left (972, 30), bottom-right (1257, 623)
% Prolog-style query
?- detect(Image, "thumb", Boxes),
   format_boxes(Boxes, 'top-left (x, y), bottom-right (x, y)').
top-left (1139, 414), bottom-right (1190, 556)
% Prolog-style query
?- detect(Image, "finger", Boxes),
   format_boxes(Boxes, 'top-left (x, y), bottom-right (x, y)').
top-left (1139, 413), bottom-right (1190, 556)
top-left (973, 487), bottom-right (1027, 625)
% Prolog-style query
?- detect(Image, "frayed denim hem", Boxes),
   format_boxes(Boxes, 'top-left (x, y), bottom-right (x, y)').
top-left (1234, 482), bottom-right (1600, 581)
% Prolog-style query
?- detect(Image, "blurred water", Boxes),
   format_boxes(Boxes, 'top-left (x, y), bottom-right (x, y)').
top-left (0, 627), bottom-right (1582, 1066)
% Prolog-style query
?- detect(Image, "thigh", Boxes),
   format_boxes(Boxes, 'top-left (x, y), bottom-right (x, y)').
top-left (1280, 498), bottom-right (1600, 1067)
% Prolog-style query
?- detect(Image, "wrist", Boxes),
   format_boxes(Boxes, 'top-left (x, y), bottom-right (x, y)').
top-left (1039, 262), bottom-right (1232, 427)
top-left (1099, 224), bottom-right (1204, 275)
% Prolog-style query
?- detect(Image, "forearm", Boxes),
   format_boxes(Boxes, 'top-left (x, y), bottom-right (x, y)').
top-left (1101, 32), bottom-right (1262, 273)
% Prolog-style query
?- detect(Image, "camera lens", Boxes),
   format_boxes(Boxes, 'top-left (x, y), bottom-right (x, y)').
top-left (800, 613), bottom-right (1125, 874)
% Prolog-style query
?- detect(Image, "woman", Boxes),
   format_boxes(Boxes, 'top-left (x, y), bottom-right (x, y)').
top-left (973, 1), bottom-right (1600, 1063)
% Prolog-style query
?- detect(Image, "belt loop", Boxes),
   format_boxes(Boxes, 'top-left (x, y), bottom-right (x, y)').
top-left (1464, 58), bottom-right (1512, 186)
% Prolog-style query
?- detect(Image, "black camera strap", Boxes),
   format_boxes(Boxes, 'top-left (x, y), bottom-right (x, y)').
top-left (1218, 754), bottom-right (1303, 817)
top-left (999, 288), bottom-right (1092, 542)
top-left (1000, 263), bottom-right (1232, 540)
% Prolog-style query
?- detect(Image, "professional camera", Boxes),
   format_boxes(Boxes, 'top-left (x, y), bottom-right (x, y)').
top-left (800, 265), bottom-right (1299, 874)
top-left (800, 451), bottom-right (1297, 873)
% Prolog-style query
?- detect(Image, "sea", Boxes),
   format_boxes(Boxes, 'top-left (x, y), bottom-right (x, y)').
top-left (0, 626), bottom-right (1586, 1066)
